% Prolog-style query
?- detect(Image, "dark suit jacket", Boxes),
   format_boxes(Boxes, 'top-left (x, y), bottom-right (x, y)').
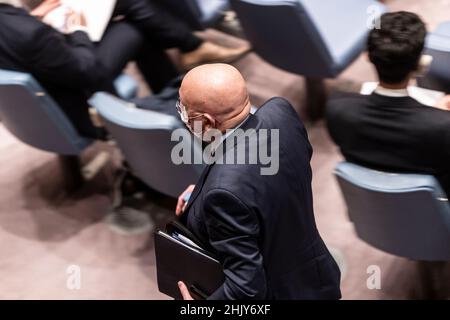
top-left (327, 92), bottom-right (450, 196)
top-left (0, 4), bottom-right (109, 137)
top-left (181, 97), bottom-right (342, 300)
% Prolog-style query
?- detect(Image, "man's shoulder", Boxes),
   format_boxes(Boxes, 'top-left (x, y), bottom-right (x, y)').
top-left (258, 97), bottom-right (296, 116)
top-left (261, 97), bottom-right (293, 107)
top-left (327, 93), bottom-right (369, 112)
top-left (415, 104), bottom-right (450, 128)
top-left (256, 97), bottom-right (304, 129)
top-left (328, 93), bottom-right (368, 104)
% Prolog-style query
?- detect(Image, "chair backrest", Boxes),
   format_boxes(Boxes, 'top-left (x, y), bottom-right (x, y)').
top-left (196, 0), bottom-right (229, 27)
top-left (421, 21), bottom-right (450, 92)
top-left (89, 92), bottom-right (205, 198)
top-left (230, 0), bottom-right (384, 77)
top-left (335, 162), bottom-right (450, 261)
top-left (0, 69), bottom-right (90, 155)
top-left (426, 21), bottom-right (450, 53)
top-left (161, 0), bottom-right (229, 30)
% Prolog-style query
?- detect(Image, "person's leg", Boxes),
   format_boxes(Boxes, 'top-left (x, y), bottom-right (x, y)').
top-left (113, 0), bottom-right (202, 52)
top-left (113, 0), bottom-right (251, 69)
top-left (96, 22), bottom-right (144, 79)
top-left (135, 43), bottom-right (179, 94)
top-left (97, 21), bottom-right (178, 93)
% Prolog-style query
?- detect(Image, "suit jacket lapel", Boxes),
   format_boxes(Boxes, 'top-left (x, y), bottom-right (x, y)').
top-left (184, 163), bottom-right (214, 213)
top-left (214, 114), bottom-right (261, 164)
top-left (184, 114), bottom-right (261, 213)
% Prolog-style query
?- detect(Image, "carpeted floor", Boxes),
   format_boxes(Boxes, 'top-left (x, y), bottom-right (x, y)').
top-left (0, 0), bottom-right (449, 299)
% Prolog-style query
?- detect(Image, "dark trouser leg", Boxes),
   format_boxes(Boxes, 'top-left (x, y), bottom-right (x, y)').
top-left (305, 77), bottom-right (327, 121)
top-left (96, 22), bottom-right (178, 94)
top-left (113, 0), bottom-right (202, 52)
top-left (135, 43), bottom-right (178, 93)
top-left (59, 155), bottom-right (84, 191)
top-left (96, 22), bottom-right (144, 81)
top-left (51, 89), bottom-right (100, 138)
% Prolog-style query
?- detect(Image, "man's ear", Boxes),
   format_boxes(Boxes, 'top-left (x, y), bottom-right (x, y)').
top-left (202, 114), bottom-right (217, 131)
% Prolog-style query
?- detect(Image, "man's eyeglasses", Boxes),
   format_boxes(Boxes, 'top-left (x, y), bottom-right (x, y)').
top-left (176, 99), bottom-right (204, 125)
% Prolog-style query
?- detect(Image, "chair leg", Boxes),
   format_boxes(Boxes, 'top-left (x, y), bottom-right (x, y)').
top-left (417, 75), bottom-right (450, 94)
top-left (59, 155), bottom-right (84, 192)
top-left (305, 77), bottom-right (327, 121)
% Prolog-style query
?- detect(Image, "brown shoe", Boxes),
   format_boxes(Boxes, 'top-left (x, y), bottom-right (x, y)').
top-left (180, 41), bottom-right (251, 70)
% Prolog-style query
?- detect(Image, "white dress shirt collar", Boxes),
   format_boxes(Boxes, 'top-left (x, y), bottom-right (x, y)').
top-left (374, 85), bottom-right (409, 97)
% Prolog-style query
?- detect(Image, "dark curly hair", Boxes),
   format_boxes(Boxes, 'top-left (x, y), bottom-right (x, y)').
top-left (368, 11), bottom-right (427, 84)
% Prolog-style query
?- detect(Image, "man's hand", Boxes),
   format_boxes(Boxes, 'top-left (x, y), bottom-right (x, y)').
top-left (178, 281), bottom-right (194, 300)
top-left (176, 184), bottom-right (195, 216)
top-left (31, 0), bottom-right (61, 19)
top-left (65, 10), bottom-right (87, 33)
top-left (435, 95), bottom-right (450, 111)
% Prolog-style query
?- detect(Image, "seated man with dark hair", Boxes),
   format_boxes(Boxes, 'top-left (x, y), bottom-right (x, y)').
top-left (327, 11), bottom-right (450, 197)
top-left (0, 0), bottom-right (249, 137)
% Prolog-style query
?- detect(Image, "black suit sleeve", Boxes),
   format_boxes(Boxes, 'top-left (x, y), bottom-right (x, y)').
top-left (27, 25), bottom-right (108, 90)
top-left (202, 188), bottom-right (267, 300)
top-left (442, 123), bottom-right (450, 165)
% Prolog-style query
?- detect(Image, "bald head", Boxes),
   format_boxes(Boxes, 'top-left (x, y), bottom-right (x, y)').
top-left (179, 64), bottom-right (251, 132)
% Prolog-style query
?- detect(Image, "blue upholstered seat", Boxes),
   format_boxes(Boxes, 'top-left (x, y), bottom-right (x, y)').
top-left (89, 92), bottom-right (205, 198)
top-left (335, 162), bottom-right (450, 261)
top-left (420, 21), bottom-right (450, 93)
top-left (230, 0), bottom-right (386, 78)
top-left (427, 21), bottom-right (450, 52)
top-left (0, 69), bottom-right (138, 155)
top-left (0, 69), bottom-right (91, 155)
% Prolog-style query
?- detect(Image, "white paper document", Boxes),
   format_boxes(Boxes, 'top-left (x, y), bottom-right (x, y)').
top-left (43, 0), bottom-right (117, 42)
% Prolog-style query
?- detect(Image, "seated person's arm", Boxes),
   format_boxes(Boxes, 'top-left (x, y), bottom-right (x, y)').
top-left (435, 95), bottom-right (450, 111)
top-left (203, 189), bottom-right (267, 300)
top-left (27, 21), bottom-right (107, 91)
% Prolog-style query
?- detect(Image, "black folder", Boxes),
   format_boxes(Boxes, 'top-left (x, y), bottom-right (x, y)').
top-left (154, 221), bottom-right (224, 300)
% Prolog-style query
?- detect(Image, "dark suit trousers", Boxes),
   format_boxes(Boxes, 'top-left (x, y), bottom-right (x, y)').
top-left (113, 0), bottom-right (203, 52)
top-left (96, 21), bottom-right (178, 94)
top-left (68, 21), bottom-right (179, 137)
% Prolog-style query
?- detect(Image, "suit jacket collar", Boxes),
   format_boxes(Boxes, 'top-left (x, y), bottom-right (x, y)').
top-left (182, 163), bottom-right (213, 216)
top-left (183, 113), bottom-right (261, 214)
top-left (214, 113), bottom-right (261, 161)
top-left (369, 92), bottom-right (422, 108)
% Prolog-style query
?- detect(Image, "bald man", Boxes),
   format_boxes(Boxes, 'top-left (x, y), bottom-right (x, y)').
top-left (175, 64), bottom-right (341, 300)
